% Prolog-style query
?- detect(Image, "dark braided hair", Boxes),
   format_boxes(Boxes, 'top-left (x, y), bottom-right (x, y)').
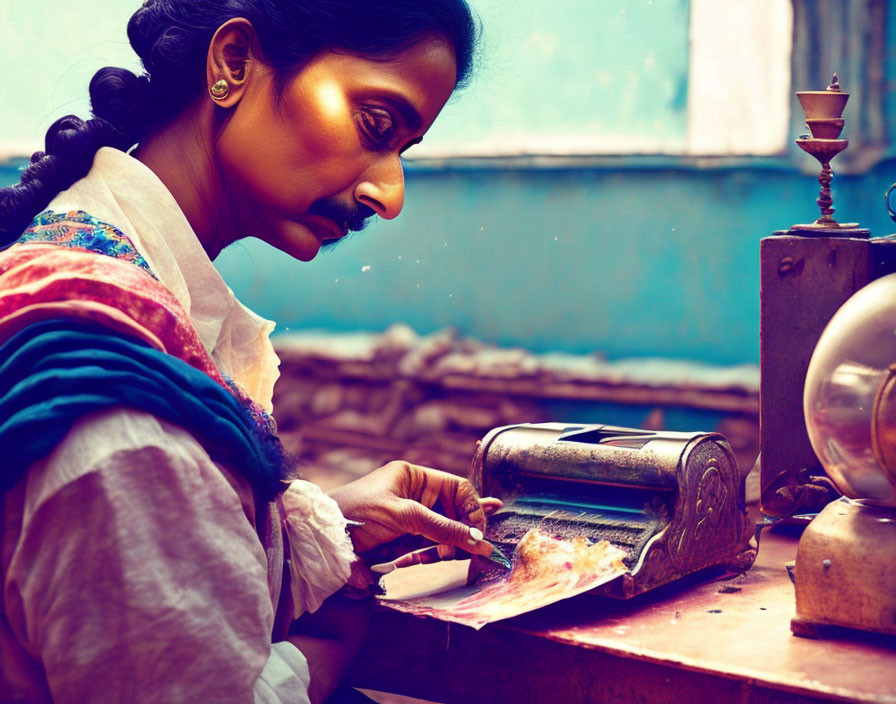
top-left (0, 0), bottom-right (478, 246)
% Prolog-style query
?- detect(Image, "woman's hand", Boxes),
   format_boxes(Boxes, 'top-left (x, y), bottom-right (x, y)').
top-left (327, 461), bottom-right (502, 563)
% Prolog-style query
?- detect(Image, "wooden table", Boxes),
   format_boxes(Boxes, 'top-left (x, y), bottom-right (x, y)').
top-left (349, 526), bottom-right (896, 703)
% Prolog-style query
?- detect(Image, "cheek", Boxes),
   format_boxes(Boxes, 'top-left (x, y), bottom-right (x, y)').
top-left (217, 103), bottom-right (359, 214)
top-left (276, 79), bottom-right (367, 195)
top-left (216, 114), bottom-right (305, 211)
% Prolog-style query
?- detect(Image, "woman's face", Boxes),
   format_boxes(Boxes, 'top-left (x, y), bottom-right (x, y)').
top-left (214, 37), bottom-right (458, 261)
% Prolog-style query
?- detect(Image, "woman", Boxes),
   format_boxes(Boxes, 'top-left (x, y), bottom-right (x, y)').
top-left (0, 1), bottom-right (496, 701)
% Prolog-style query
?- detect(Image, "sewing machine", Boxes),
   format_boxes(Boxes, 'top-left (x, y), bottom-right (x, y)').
top-left (471, 422), bottom-right (756, 598)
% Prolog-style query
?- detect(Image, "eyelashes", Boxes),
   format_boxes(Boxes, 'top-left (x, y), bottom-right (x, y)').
top-left (358, 106), bottom-right (395, 147)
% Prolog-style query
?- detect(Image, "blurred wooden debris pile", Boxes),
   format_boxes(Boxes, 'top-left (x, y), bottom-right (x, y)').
top-left (272, 324), bottom-right (760, 493)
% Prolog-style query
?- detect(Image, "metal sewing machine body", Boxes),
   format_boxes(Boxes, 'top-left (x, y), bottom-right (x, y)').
top-left (472, 423), bottom-right (756, 599)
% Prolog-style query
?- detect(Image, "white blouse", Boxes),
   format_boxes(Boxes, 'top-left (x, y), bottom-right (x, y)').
top-left (0, 149), bottom-right (355, 703)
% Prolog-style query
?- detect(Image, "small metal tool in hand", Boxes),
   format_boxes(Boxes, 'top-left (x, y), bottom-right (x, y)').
top-left (371, 541), bottom-right (511, 574)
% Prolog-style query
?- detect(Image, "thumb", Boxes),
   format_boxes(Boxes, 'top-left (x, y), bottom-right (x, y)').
top-left (403, 500), bottom-right (493, 557)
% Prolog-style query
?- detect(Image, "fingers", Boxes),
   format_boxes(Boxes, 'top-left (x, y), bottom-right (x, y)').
top-left (394, 462), bottom-right (503, 518)
top-left (370, 542), bottom-right (465, 573)
top-left (402, 500), bottom-right (493, 557)
top-left (398, 462), bottom-right (496, 530)
top-left (438, 475), bottom-right (488, 530)
top-left (481, 497), bottom-right (503, 517)
top-left (360, 534), bottom-right (429, 567)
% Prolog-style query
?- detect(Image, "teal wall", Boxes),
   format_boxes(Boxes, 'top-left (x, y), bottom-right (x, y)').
top-left (210, 0), bottom-right (896, 367)
top-left (213, 160), bottom-right (896, 366)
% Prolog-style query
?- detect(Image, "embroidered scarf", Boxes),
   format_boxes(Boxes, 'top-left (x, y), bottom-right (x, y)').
top-left (0, 210), bottom-right (288, 499)
top-left (0, 319), bottom-right (286, 497)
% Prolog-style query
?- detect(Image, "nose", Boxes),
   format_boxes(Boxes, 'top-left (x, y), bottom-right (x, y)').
top-left (354, 155), bottom-right (405, 220)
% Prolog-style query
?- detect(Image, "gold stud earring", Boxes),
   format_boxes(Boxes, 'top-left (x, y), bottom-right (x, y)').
top-left (210, 79), bottom-right (230, 101)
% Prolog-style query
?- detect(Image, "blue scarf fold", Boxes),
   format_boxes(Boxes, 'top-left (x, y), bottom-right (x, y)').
top-left (0, 319), bottom-right (288, 499)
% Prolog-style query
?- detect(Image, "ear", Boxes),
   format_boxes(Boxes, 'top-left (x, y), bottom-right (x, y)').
top-left (206, 18), bottom-right (262, 107)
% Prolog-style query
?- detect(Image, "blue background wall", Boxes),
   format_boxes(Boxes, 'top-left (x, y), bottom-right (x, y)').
top-left (214, 159), bottom-right (896, 366)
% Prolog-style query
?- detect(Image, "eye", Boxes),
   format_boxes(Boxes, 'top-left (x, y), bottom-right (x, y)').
top-left (358, 106), bottom-right (395, 147)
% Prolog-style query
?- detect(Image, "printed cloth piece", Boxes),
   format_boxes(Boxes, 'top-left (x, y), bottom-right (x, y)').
top-left (379, 528), bottom-right (629, 629)
top-left (1, 212), bottom-right (280, 455)
top-left (14, 209), bottom-right (156, 277)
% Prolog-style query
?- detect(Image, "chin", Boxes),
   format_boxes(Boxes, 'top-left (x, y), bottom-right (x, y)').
top-left (266, 221), bottom-right (323, 262)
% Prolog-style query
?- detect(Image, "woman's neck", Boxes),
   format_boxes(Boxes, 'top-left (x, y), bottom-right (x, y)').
top-left (133, 102), bottom-right (235, 260)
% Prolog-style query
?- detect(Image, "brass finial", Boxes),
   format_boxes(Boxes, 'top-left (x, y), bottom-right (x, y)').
top-left (789, 71), bottom-right (867, 236)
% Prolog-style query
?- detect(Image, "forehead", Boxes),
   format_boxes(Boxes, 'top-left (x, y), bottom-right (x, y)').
top-left (289, 38), bottom-right (458, 131)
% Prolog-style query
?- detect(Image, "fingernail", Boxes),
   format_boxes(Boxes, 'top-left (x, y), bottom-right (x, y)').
top-left (467, 526), bottom-right (484, 545)
top-left (370, 562), bottom-right (397, 574)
